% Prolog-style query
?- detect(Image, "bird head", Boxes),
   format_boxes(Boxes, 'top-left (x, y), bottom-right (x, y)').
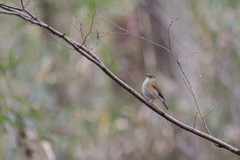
top-left (146, 73), bottom-right (156, 79)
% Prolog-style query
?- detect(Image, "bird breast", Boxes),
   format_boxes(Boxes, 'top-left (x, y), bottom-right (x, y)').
top-left (142, 79), bottom-right (158, 100)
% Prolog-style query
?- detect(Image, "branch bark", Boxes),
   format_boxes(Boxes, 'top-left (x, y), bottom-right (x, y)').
top-left (0, 3), bottom-right (239, 156)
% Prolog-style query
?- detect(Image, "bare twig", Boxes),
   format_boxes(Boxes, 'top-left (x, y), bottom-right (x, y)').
top-left (0, 2), bottom-right (239, 156)
top-left (192, 112), bottom-right (198, 131)
top-left (73, 15), bottom-right (85, 42)
top-left (177, 61), bottom-right (211, 135)
top-left (21, 0), bottom-right (30, 9)
top-left (178, 51), bottom-right (199, 62)
top-left (97, 13), bottom-right (172, 55)
top-left (177, 52), bottom-right (181, 60)
top-left (20, 0), bottom-right (36, 20)
top-left (181, 76), bottom-right (191, 92)
top-left (165, 20), bottom-right (209, 135)
top-left (33, 8), bottom-right (37, 19)
top-left (42, 27), bottom-right (75, 50)
top-left (203, 108), bottom-right (215, 119)
top-left (167, 21), bottom-right (173, 52)
top-left (178, 51), bottom-right (202, 80)
top-left (193, 53), bottom-right (202, 79)
top-left (20, 0), bottom-right (24, 9)
top-left (81, 2), bottom-right (96, 45)
top-left (11, 0), bottom-right (21, 8)
top-left (99, 31), bottom-right (128, 35)
top-left (191, 112), bottom-right (198, 138)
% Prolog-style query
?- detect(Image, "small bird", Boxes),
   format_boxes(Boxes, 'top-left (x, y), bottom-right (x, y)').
top-left (142, 73), bottom-right (168, 110)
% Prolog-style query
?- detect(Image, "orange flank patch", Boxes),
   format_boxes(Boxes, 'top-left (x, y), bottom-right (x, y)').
top-left (148, 83), bottom-right (157, 92)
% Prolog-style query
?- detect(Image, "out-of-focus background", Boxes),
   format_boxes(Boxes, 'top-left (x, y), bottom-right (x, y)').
top-left (0, 0), bottom-right (240, 159)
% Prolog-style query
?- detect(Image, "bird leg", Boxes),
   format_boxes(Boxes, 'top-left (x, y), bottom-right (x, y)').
top-left (151, 98), bottom-right (155, 103)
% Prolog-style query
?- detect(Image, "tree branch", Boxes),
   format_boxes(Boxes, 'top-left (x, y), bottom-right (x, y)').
top-left (0, 3), bottom-right (239, 156)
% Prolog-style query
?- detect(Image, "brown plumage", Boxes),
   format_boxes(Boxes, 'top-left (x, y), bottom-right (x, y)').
top-left (142, 73), bottom-right (168, 110)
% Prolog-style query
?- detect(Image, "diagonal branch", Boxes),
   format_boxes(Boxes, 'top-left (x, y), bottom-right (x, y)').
top-left (0, 2), bottom-right (239, 156)
top-left (100, 13), bottom-right (211, 136)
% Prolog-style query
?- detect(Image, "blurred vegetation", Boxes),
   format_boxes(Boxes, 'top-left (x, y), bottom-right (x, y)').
top-left (0, 0), bottom-right (240, 159)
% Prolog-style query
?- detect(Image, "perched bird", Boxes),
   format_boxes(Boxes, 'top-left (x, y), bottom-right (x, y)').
top-left (142, 73), bottom-right (168, 110)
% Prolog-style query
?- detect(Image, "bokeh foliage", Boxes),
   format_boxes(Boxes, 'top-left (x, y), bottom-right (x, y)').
top-left (0, 0), bottom-right (240, 159)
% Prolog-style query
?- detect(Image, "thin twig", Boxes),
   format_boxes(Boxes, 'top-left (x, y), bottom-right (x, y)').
top-left (20, 0), bottom-right (24, 9)
top-left (179, 51), bottom-right (199, 62)
top-left (193, 53), bottom-right (202, 79)
top-left (10, 0), bottom-right (21, 8)
top-left (178, 61), bottom-right (211, 135)
top-left (177, 52), bottom-right (181, 61)
top-left (203, 108), bottom-right (215, 119)
top-left (165, 19), bottom-right (209, 135)
top-left (42, 27), bottom-right (75, 50)
top-left (181, 76), bottom-right (192, 93)
top-left (82, 2), bottom-right (96, 46)
top-left (167, 21), bottom-right (173, 52)
top-left (74, 15), bottom-right (85, 41)
top-left (192, 112), bottom-right (198, 131)
top-left (97, 13), bottom-right (172, 56)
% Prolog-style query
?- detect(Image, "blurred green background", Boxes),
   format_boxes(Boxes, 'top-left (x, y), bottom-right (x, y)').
top-left (0, 0), bottom-right (240, 159)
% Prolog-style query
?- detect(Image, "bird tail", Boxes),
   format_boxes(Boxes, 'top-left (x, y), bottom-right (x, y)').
top-left (159, 96), bottom-right (169, 110)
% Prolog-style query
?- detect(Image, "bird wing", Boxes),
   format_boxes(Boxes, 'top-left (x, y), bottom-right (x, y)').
top-left (151, 81), bottom-right (164, 98)
top-left (152, 81), bottom-right (168, 110)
